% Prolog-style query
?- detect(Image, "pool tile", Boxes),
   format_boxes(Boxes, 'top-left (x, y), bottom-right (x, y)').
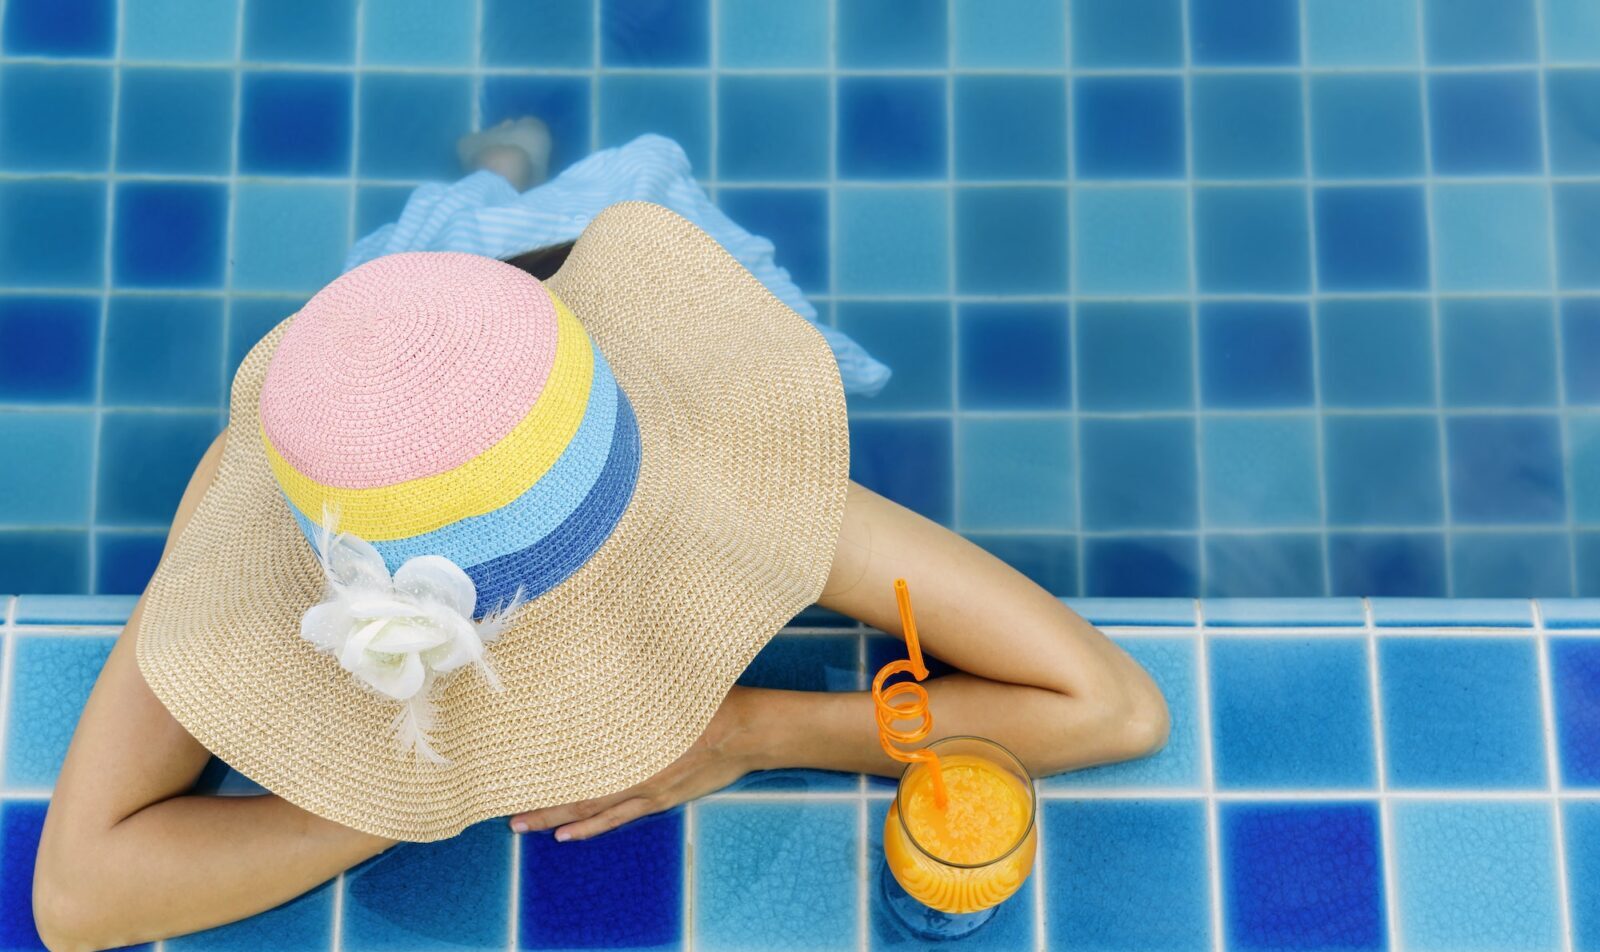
top-left (0, 296), bottom-right (99, 403)
top-left (717, 77), bottom-right (829, 182)
top-left (958, 418), bottom-right (1075, 531)
top-left (1304, 0), bottom-right (1419, 66)
top-left (0, 412), bottom-right (92, 526)
top-left (1370, 597), bottom-right (1534, 627)
top-left (598, 75), bottom-right (711, 177)
top-left (957, 303), bottom-right (1071, 410)
top-left (601, 0), bottom-right (708, 67)
top-left (1310, 74), bottom-right (1426, 178)
top-left (836, 302), bottom-right (952, 413)
top-left (0, 802), bottom-right (48, 950)
top-left (1553, 638), bottom-right (1600, 787)
top-left (953, 0), bottom-right (1065, 67)
top-left (1065, 598), bottom-right (1196, 627)
top-left (1390, 801), bottom-right (1560, 952)
top-left (1198, 301), bottom-right (1314, 408)
top-left (1209, 637), bottom-right (1375, 788)
top-left (953, 76), bottom-right (1068, 180)
top-left (12, 594), bottom-right (136, 626)
top-left (0, 65), bottom-right (112, 172)
top-left (1075, 302), bottom-right (1193, 411)
top-left (838, 0), bottom-right (946, 68)
top-left (1423, 0), bottom-right (1538, 65)
top-left (1317, 299), bottom-right (1436, 408)
top-left (2, 0), bottom-right (113, 56)
top-left (361, 0), bottom-right (473, 67)
top-left (96, 412), bottom-right (217, 526)
top-left (849, 419), bottom-right (953, 525)
top-left (123, 0), bottom-right (239, 61)
top-left (1581, 536), bottom-right (1600, 598)
top-left (1072, 76), bottom-right (1186, 179)
top-left (837, 77), bottom-right (946, 181)
top-left (966, 534), bottom-right (1080, 596)
top-left (1546, 0), bottom-right (1600, 62)
top-left (1447, 415), bottom-right (1566, 525)
top-left (355, 185), bottom-right (412, 238)
top-left (1452, 532), bottom-right (1574, 598)
top-left (955, 188), bottom-right (1069, 294)
top-left (1201, 417), bottom-right (1321, 528)
top-left (717, 189), bottom-right (827, 294)
top-left (1441, 298), bottom-right (1558, 407)
top-left (1220, 802), bottom-right (1386, 951)
top-left (1203, 597), bottom-right (1365, 627)
top-left (737, 634), bottom-right (858, 694)
top-left (103, 296), bottom-right (224, 407)
top-left (1332, 534), bottom-right (1447, 597)
top-left (1080, 418), bottom-right (1198, 531)
top-left (1434, 184), bottom-right (1553, 292)
top-left (1543, 599), bottom-right (1600, 630)
top-left (480, 76), bottom-right (592, 177)
top-left (835, 188), bottom-right (949, 294)
top-left (1044, 800), bottom-right (1210, 949)
top-left (483, 0), bottom-right (593, 67)
top-left (231, 185), bottom-right (349, 292)
top-left (1048, 638), bottom-right (1202, 788)
top-left (113, 183), bottom-right (228, 289)
top-left (521, 809), bottom-right (681, 949)
top-left (1547, 70), bottom-right (1600, 173)
top-left (1188, 0), bottom-right (1299, 65)
top-left (168, 881), bottom-right (334, 951)
top-left (717, 0), bottom-right (826, 68)
top-left (117, 68), bottom-right (234, 175)
top-left (1314, 186), bottom-right (1430, 291)
top-left (358, 74), bottom-right (473, 180)
top-left (1205, 534), bottom-right (1326, 598)
top-left (1084, 536), bottom-right (1200, 598)
top-left (1428, 72), bottom-right (1544, 175)
top-left (1072, 187), bottom-right (1189, 295)
top-left (1577, 418), bottom-right (1600, 523)
top-left (1323, 415), bottom-right (1444, 526)
top-left (4, 634), bottom-right (115, 787)
top-left (1567, 802), bottom-right (1600, 951)
top-left (0, 533), bottom-right (88, 595)
top-left (697, 802), bottom-right (856, 952)
top-left (1555, 184), bottom-right (1600, 289)
top-left (94, 531), bottom-right (167, 595)
top-left (1192, 74), bottom-right (1304, 179)
top-left (227, 298), bottom-right (298, 383)
top-left (242, 0), bottom-right (356, 63)
top-left (1071, 0), bottom-right (1182, 67)
top-left (0, 180), bottom-right (106, 288)
top-left (344, 821), bottom-right (510, 950)
top-left (1195, 188), bottom-right (1311, 294)
top-left (239, 72), bottom-right (353, 176)
top-left (1379, 638), bottom-right (1545, 789)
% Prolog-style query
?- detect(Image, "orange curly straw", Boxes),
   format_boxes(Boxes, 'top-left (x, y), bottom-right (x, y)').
top-left (872, 578), bottom-right (948, 810)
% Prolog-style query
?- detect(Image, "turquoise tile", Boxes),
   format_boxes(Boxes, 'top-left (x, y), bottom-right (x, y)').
top-left (3, 634), bottom-right (115, 788)
top-left (1304, 0), bottom-right (1419, 65)
top-left (958, 417), bottom-right (1075, 531)
top-left (1423, 0), bottom-right (1538, 65)
top-left (1071, 0), bottom-right (1182, 67)
top-left (1370, 598), bottom-right (1534, 627)
top-left (1072, 187), bottom-right (1189, 295)
top-left (1574, 418), bottom-right (1600, 523)
top-left (1441, 298), bottom-right (1558, 408)
top-left (1310, 74), bottom-right (1427, 178)
top-left (835, 188), bottom-right (949, 295)
top-left (1542, 599), bottom-right (1600, 629)
top-left (1075, 302), bottom-right (1193, 412)
top-left (360, 0), bottom-right (474, 66)
top-left (1432, 184), bottom-right (1553, 292)
top-left (0, 412), bottom-right (93, 526)
top-left (103, 296), bottom-right (224, 407)
top-left (1195, 187), bottom-right (1311, 294)
top-left (952, 0), bottom-right (1065, 67)
top-left (1063, 598), bottom-right (1197, 627)
top-left (1567, 802), bottom-right (1600, 951)
top-left (1191, 74), bottom-right (1305, 179)
top-left (344, 821), bottom-right (510, 951)
top-left (1316, 299), bottom-right (1436, 409)
top-left (12, 595), bottom-right (135, 626)
top-left (1547, 70), bottom-right (1600, 173)
top-left (1546, 0), bottom-right (1600, 62)
top-left (231, 185), bottom-right (349, 292)
top-left (599, 75), bottom-right (711, 176)
top-left (1203, 598), bottom-right (1365, 627)
top-left (1200, 416), bottom-right (1321, 529)
top-left (483, 0), bottom-right (593, 67)
top-left (717, 0), bottom-right (827, 67)
top-left (954, 187), bottom-right (1068, 295)
top-left (953, 76), bottom-right (1067, 181)
top-left (123, 0), bottom-right (239, 61)
top-left (837, 0), bottom-right (946, 68)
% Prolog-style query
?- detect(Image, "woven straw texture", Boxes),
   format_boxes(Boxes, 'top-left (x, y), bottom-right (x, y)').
top-left (134, 202), bottom-right (850, 842)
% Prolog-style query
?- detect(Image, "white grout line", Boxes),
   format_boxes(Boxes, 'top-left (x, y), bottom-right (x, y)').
top-left (507, 826), bottom-right (521, 952)
top-left (1178, 0), bottom-right (1208, 601)
top-left (345, 0), bottom-right (367, 253)
top-left (217, 0), bottom-right (246, 419)
top-left (944, 0), bottom-right (961, 545)
top-left (683, 800), bottom-right (696, 951)
top-left (1533, 599), bottom-right (1578, 952)
top-left (1363, 597), bottom-right (1404, 950)
top-left (330, 871), bottom-right (345, 952)
top-left (1298, 0), bottom-right (1333, 597)
top-left (1193, 602), bottom-right (1226, 952)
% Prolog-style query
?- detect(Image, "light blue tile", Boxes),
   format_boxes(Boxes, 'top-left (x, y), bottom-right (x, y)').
top-left (836, 188), bottom-right (949, 295)
top-left (1072, 187), bottom-right (1189, 295)
top-left (0, 412), bottom-right (93, 526)
top-left (168, 880), bottom-right (334, 951)
top-left (1557, 183), bottom-right (1600, 289)
top-left (361, 0), bottom-right (474, 66)
top-left (1573, 417), bottom-right (1600, 524)
top-left (1452, 531), bottom-right (1574, 599)
top-left (1432, 184), bottom-right (1553, 292)
top-left (1370, 597), bottom-right (1534, 627)
top-left (1305, 0), bottom-right (1419, 65)
top-left (958, 417), bottom-right (1075, 531)
top-left (227, 298), bottom-right (296, 384)
top-left (12, 595), bottom-right (135, 626)
top-left (837, 0), bottom-right (946, 68)
top-left (1542, 599), bottom-right (1600, 630)
top-left (1546, 0), bottom-right (1600, 62)
top-left (96, 412), bottom-right (217, 526)
top-left (3, 634), bottom-right (115, 787)
top-left (103, 296), bottom-right (224, 407)
top-left (1203, 598), bottom-right (1365, 627)
top-left (717, 0), bottom-right (827, 67)
top-left (344, 820), bottom-right (510, 951)
top-left (1391, 801), bottom-right (1560, 952)
top-left (1047, 637), bottom-right (1202, 789)
top-left (123, 0), bottom-right (240, 61)
top-left (1063, 597), bottom-right (1197, 627)
top-left (952, 0), bottom-right (1065, 67)
top-left (1200, 416), bottom-right (1321, 528)
top-left (231, 185), bottom-right (349, 292)
top-left (696, 802), bottom-right (857, 952)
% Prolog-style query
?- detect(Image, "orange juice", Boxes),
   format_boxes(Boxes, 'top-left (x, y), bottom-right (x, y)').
top-left (884, 753), bottom-right (1038, 914)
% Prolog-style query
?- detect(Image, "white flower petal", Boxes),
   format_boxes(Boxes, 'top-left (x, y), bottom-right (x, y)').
top-left (359, 651), bottom-right (427, 701)
top-left (393, 556), bottom-right (478, 618)
top-left (425, 612), bottom-right (485, 672)
top-left (339, 618), bottom-right (389, 672)
top-left (327, 534), bottom-right (391, 591)
top-left (344, 594), bottom-right (421, 620)
top-left (300, 601), bottom-right (354, 652)
top-left (369, 621), bottom-right (448, 655)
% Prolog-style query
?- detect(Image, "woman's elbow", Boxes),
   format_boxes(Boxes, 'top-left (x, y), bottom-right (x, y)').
top-left (34, 850), bottom-right (121, 952)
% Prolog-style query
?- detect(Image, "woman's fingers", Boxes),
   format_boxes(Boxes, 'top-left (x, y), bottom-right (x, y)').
top-left (552, 797), bottom-right (659, 842)
top-left (510, 789), bottom-right (635, 833)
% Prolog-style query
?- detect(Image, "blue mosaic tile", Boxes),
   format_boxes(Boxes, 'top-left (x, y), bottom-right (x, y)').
top-left (95, 412), bottom-right (217, 526)
top-left (0, 533), bottom-right (88, 595)
top-left (113, 183), bottom-right (228, 289)
top-left (1423, 0), bottom-right (1538, 65)
top-left (1565, 802), bottom-right (1600, 952)
top-left (838, 0), bottom-right (946, 68)
top-left (1071, 0), bottom-right (1181, 67)
top-left (1453, 531), bottom-right (1575, 598)
top-left (1047, 637), bottom-right (1202, 788)
top-left (1080, 418), bottom-right (1198, 532)
top-left (835, 188), bottom-right (948, 294)
top-left (1428, 72), bottom-right (1544, 175)
top-left (697, 802), bottom-right (856, 952)
top-left (1203, 597), bottom-right (1365, 627)
top-left (103, 296), bottom-right (223, 407)
top-left (242, 0), bottom-right (355, 64)
top-left (836, 302), bottom-right (951, 413)
top-left (1075, 302), bottom-right (1193, 411)
top-left (1044, 800), bottom-right (1210, 949)
top-left (1547, 70), bottom-right (1600, 173)
top-left (1201, 417), bottom-right (1320, 528)
top-left (361, 0), bottom-right (473, 67)
top-left (0, 65), bottom-right (112, 172)
top-left (717, 77), bottom-right (828, 182)
top-left (2, 0), bottom-right (112, 57)
top-left (848, 418), bottom-right (953, 525)
top-left (598, 75), bottom-right (711, 177)
top-left (601, 0), bottom-right (708, 67)
top-left (837, 77), bottom-right (946, 181)
top-left (953, 76), bottom-right (1067, 180)
top-left (1199, 301), bottom-right (1314, 408)
top-left (717, 0), bottom-right (826, 68)
top-left (1582, 536), bottom-right (1600, 598)
top-left (965, 534), bottom-right (1079, 596)
top-left (0, 802), bottom-right (48, 950)
top-left (231, 185), bottom-right (349, 292)
top-left (117, 68), bottom-right (234, 175)
top-left (716, 188), bottom-right (827, 294)
top-left (167, 880), bottom-right (334, 951)
top-left (953, 0), bottom-right (1063, 66)
top-left (0, 296), bottom-right (99, 403)
top-left (1314, 185), bottom-right (1430, 291)
top-left (480, 76), bottom-right (592, 177)
top-left (1064, 597), bottom-right (1197, 627)
top-left (1304, 0), bottom-right (1419, 66)
top-left (226, 298), bottom-right (297, 383)
top-left (12, 594), bottom-right (136, 626)
top-left (0, 181), bottom-right (106, 288)
top-left (1220, 802), bottom-right (1385, 952)
top-left (94, 531), bottom-right (167, 595)
top-left (957, 303), bottom-right (1071, 410)
top-left (955, 188), bottom-right (1068, 294)
top-left (1447, 415), bottom-right (1567, 525)
top-left (1542, 599), bottom-right (1600, 630)
top-left (1553, 638), bottom-right (1600, 786)
top-left (1317, 299), bottom-right (1436, 408)
top-left (1434, 185), bottom-right (1553, 293)
top-left (355, 186), bottom-right (413, 244)
top-left (345, 821), bottom-right (510, 951)
top-left (1441, 298), bottom-right (1557, 407)
top-left (736, 634), bottom-right (858, 693)
top-left (1195, 188), bottom-right (1311, 294)
top-left (1205, 534), bottom-right (1326, 598)
top-left (958, 418), bottom-right (1075, 531)
top-left (483, 0), bottom-right (593, 67)
top-left (1310, 74), bottom-right (1426, 178)
top-left (239, 72), bottom-right (353, 176)
top-left (0, 412), bottom-right (93, 526)
top-left (1072, 187), bottom-right (1189, 296)
top-left (1323, 415), bottom-right (1444, 526)
top-left (1073, 76), bottom-right (1186, 180)
top-left (122, 0), bottom-right (238, 61)
top-left (1547, 0), bottom-right (1600, 62)
top-left (1370, 597), bottom-right (1535, 627)
top-left (1577, 418), bottom-right (1600, 523)
top-left (520, 808), bottom-right (682, 949)
top-left (358, 74), bottom-right (472, 181)
top-left (1192, 74), bottom-right (1304, 179)
top-left (4, 634), bottom-right (115, 787)
top-left (1209, 637), bottom-right (1376, 789)
top-left (1390, 801), bottom-right (1560, 952)
top-left (1084, 536), bottom-right (1200, 598)
top-left (1379, 637), bottom-right (1545, 789)
top-left (1189, 0), bottom-right (1299, 65)
top-left (1555, 183), bottom-right (1600, 289)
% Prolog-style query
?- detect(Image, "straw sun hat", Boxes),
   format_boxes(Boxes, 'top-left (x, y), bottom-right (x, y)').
top-left (135, 202), bottom-right (850, 842)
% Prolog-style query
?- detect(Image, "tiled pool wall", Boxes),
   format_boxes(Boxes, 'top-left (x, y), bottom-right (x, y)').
top-left (3, 595), bottom-right (1600, 950)
top-left (1, 0), bottom-right (1599, 601)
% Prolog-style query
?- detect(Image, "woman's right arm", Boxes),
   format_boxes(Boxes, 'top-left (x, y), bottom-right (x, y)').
top-left (33, 433), bottom-right (395, 952)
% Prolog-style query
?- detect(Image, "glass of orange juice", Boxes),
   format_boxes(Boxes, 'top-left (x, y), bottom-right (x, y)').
top-left (881, 735), bottom-right (1038, 940)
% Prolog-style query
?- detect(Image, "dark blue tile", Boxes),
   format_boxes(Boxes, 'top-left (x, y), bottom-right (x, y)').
top-left (1447, 415), bottom-right (1566, 524)
top-left (1085, 535), bottom-right (1199, 597)
top-left (1076, 302), bottom-right (1193, 412)
top-left (1554, 639), bottom-right (1600, 786)
top-left (1045, 801), bottom-right (1210, 950)
top-left (719, 0), bottom-right (827, 67)
top-left (0, 65), bottom-right (112, 171)
top-left (0, 802), bottom-right (47, 950)
top-left (1428, 72), bottom-right (1543, 174)
top-left (0, 531), bottom-right (87, 593)
top-left (954, 76), bottom-right (1067, 180)
top-left (787, 603), bottom-right (856, 628)
top-left (239, 72), bottom-right (352, 175)
top-left (1081, 418), bottom-right (1197, 531)
top-left (117, 68), bottom-right (233, 175)
top-left (346, 821), bottom-right (510, 950)
top-left (1199, 301), bottom-right (1314, 408)
top-left (1317, 299), bottom-right (1436, 408)
top-left (1205, 534), bottom-right (1325, 597)
top-left (957, 302), bottom-right (1070, 409)
top-left (1324, 415), bottom-right (1444, 525)
top-left (481, 76), bottom-right (592, 177)
top-left (113, 183), bottom-right (227, 289)
top-left (836, 302), bottom-right (951, 412)
top-left (0, 412), bottom-right (93, 526)
top-left (1566, 299), bottom-right (1600, 404)
top-left (2, 0), bottom-right (112, 56)
top-left (359, 74), bottom-right (472, 180)
top-left (848, 418), bottom-right (953, 524)
top-left (1189, 0), bottom-right (1299, 65)
top-left (227, 298), bottom-right (298, 384)
top-left (1192, 74), bottom-right (1304, 179)
top-left (356, 185), bottom-right (414, 237)
top-left (717, 76), bottom-right (828, 181)
top-left (94, 531), bottom-right (167, 595)
top-left (1549, 69), bottom-right (1600, 174)
top-left (96, 412), bottom-right (217, 526)
top-left (601, 0), bottom-right (708, 66)
top-left (965, 534), bottom-right (1079, 596)
top-left (597, 75), bottom-right (711, 176)
top-left (103, 296), bottom-right (223, 407)
top-left (955, 188), bottom-right (1069, 294)
top-left (1195, 188), bottom-right (1310, 293)
top-left (1221, 803), bottom-right (1385, 951)
top-left (0, 296), bottom-right (99, 403)
top-left (242, 0), bottom-right (355, 63)
top-left (1569, 803), bottom-right (1600, 950)
top-left (167, 880), bottom-right (334, 951)
top-left (704, 803), bottom-right (858, 948)
top-left (837, 77), bottom-right (946, 180)
top-left (1441, 298), bottom-right (1558, 408)
top-left (866, 631), bottom-right (956, 684)
top-left (1210, 638), bottom-right (1376, 788)
top-left (1073, 76), bottom-right (1186, 179)
top-left (1556, 184), bottom-right (1600, 289)
top-left (1310, 74), bottom-right (1426, 178)
top-left (1424, 0), bottom-right (1538, 64)
top-left (1380, 637), bottom-right (1546, 789)
top-left (520, 808), bottom-right (681, 949)
top-left (484, 0), bottom-right (593, 66)
top-left (737, 634), bottom-right (858, 693)
top-left (1330, 532), bottom-right (1447, 597)
top-left (1071, 0), bottom-right (1183, 66)
top-left (716, 188), bottom-right (827, 294)
top-left (838, 0), bottom-right (946, 66)
top-left (1314, 186), bottom-right (1430, 291)
top-left (0, 180), bottom-right (106, 288)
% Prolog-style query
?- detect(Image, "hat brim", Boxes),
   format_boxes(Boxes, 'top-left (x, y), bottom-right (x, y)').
top-left (135, 202), bottom-right (850, 842)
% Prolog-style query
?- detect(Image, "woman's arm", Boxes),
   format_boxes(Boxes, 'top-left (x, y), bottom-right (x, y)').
top-left (33, 433), bottom-right (394, 952)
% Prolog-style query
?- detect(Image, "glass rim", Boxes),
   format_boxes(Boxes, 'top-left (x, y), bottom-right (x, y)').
top-left (893, 734), bottom-right (1038, 870)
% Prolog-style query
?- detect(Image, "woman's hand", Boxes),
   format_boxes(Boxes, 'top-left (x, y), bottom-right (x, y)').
top-left (509, 685), bottom-right (765, 842)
